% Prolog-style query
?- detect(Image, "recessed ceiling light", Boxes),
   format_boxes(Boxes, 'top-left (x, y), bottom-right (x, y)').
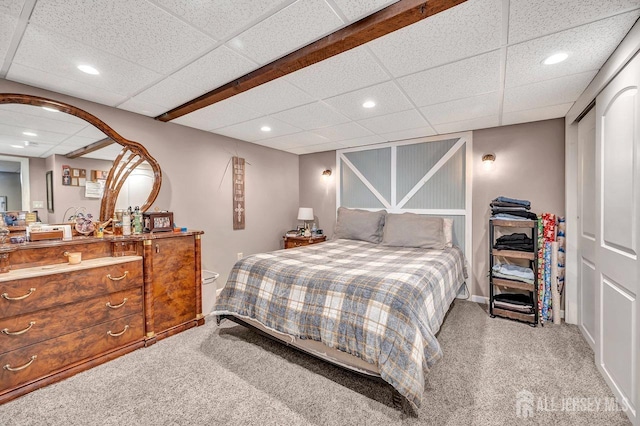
top-left (10, 144), bottom-right (25, 149)
top-left (260, 126), bottom-right (272, 132)
top-left (542, 53), bottom-right (568, 65)
top-left (77, 64), bottom-right (100, 75)
top-left (42, 106), bottom-right (58, 112)
top-left (23, 131), bottom-right (37, 137)
top-left (362, 101), bottom-right (376, 109)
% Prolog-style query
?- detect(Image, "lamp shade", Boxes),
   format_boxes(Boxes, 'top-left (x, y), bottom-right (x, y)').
top-left (297, 207), bottom-right (314, 221)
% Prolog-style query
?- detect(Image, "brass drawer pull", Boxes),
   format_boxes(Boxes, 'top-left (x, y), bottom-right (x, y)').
top-left (106, 298), bottom-right (128, 309)
top-left (106, 271), bottom-right (128, 281)
top-left (1, 288), bottom-right (36, 301)
top-left (4, 355), bottom-right (37, 372)
top-left (107, 325), bottom-right (129, 337)
top-left (2, 321), bottom-right (36, 336)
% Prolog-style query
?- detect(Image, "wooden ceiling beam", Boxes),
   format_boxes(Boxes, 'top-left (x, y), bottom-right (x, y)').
top-left (156, 0), bottom-right (467, 122)
top-left (65, 137), bottom-right (115, 159)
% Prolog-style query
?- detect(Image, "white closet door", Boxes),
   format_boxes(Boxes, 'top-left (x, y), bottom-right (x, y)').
top-left (595, 54), bottom-right (638, 422)
top-left (577, 108), bottom-right (596, 349)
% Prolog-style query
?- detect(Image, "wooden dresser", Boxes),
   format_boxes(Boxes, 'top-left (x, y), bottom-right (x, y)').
top-left (0, 231), bottom-right (203, 404)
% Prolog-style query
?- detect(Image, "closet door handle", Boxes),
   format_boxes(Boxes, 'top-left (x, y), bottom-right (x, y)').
top-left (106, 298), bottom-right (128, 309)
top-left (1, 288), bottom-right (36, 301)
top-left (2, 321), bottom-right (36, 336)
top-left (107, 325), bottom-right (129, 337)
top-left (106, 271), bottom-right (128, 281)
top-left (4, 355), bottom-right (37, 372)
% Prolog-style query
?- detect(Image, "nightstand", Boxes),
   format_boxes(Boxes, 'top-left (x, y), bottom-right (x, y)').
top-left (283, 235), bottom-right (327, 249)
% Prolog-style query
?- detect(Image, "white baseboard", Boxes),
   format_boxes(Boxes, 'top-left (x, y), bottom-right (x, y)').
top-left (470, 295), bottom-right (488, 304)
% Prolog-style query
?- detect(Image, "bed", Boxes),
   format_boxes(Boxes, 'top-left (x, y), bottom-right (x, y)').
top-left (213, 210), bottom-right (467, 409)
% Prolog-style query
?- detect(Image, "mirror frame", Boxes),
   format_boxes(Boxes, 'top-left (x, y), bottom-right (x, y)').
top-left (0, 93), bottom-right (162, 221)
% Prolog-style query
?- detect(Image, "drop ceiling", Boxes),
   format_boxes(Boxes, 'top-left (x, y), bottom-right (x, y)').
top-left (0, 0), bottom-right (638, 157)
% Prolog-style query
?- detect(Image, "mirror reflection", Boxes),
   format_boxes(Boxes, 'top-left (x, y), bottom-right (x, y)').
top-left (0, 96), bottom-right (160, 225)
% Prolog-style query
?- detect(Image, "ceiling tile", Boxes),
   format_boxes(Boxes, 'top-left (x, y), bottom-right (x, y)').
top-left (502, 103), bottom-right (573, 126)
top-left (503, 71), bottom-right (597, 113)
top-left (506, 11), bottom-right (640, 88)
top-left (285, 46), bottom-right (390, 99)
top-left (509, 0), bottom-right (640, 44)
top-left (0, 0), bottom-right (26, 16)
top-left (310, 122), bottom-right (373, 142)
top-left (153, 0), bottom-right (290, 40)
top-left (397, 51), bottom-right (501, 107)
top-left (117, 98), bottom-right (168, 118)
top-left (75, 125), bottom-right (107, 140)
top-left (29, 0), bottom-right (215, 74)
top-left (127, 77), bottom-right (207, 111)
top-left (169, 45), bottom-right (257, 92)
top-left (7, 64), bottom-right (127, 107)
top-left (420, 92), bottom-right (500, 125)
top-left (11, 26), bottom-right (161, 96)
top-left (380, 125), bottom-right (437, 142)
top-left (0, 104), bottom-right (87, 134)
top-left (0, 123), bottom-right (67, 144)
top-left (38, 145), bottom-right (74, 157)
top-left (272, 102), bottom-right (350, 130)
top-left (227, 0), bottom-right (344, 64)
top-left (331, 0), bottom-right (397, 21)
top-left (288, 140), bottom-right (346, 154)
top-left (0, 12), bottom-right (18, 64)
top-left (259, 131), bottom-right (330, 149)
top-left (212, 116), bottom-right (302, 142)
top-left (433, 115), bottom-right (499, 134)
top-left (233, 79), bottom-right (315, 115)
top-left (55, 135), bottom-right (100, 148)
top-left (324, 81), bottom-right (414, 120)
top-left (171, 99), bottom-right (263, 131)
top-left (339, 134), bottom-right (385, 148)
top-left (82, 144), bottom-right (123, 161)
top-left (367, 0), bottom-right (502, 77)
top-left (357, 109), bottom-right (429, 134)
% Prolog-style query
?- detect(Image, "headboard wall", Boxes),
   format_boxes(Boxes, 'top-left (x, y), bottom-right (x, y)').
top-left (336, 132), bottom-right (473, 269)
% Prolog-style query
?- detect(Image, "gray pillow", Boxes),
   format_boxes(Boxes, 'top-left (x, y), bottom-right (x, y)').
top-left (333, 207), bottom-right (386, 244)
top-left (382, 213), bottom-right (446, 249)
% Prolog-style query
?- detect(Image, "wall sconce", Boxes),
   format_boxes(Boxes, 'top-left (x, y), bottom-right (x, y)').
top-left (322, 169), bottom-right (332, 177)
top-left (482, 154), bottom-right (495, 170)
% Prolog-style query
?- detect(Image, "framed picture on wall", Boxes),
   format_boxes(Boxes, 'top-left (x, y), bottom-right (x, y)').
top-left (46, 171), bottom-right (54, 213)
top-left (0, 196), bottom-right (6, 212)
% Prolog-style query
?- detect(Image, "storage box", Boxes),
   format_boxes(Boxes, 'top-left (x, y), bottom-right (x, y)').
top-left (143, 212), bottom-right (174, 232)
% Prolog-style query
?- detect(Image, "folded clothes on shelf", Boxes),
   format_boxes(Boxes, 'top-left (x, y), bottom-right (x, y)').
top-left (490, 209), bottom-right (538, 220)
top-left (492, 263), bottom-right (535, 281)
top-left (491, 213), bottom-right (535, 221)
top-left (493, 293), bottom-right (534, 313)
top-left (494, 233), bottom-right (534, 251)
top-left (491, 196), bottom-right (531, 208)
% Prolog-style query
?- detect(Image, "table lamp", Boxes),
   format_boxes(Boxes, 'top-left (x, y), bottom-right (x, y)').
top-left (297, 207), bottom-right (314, 236)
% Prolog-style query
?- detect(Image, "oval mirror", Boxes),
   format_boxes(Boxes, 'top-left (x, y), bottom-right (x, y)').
top-left (0, 93), bottom-right (161, 222)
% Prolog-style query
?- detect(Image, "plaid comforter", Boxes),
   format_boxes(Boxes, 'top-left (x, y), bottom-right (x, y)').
top-left (213, 239), bottom-right (467, 408)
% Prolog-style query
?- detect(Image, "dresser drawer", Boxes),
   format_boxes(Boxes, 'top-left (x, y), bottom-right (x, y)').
top-left (0, 287), bottom-right (142, 355)
top-left (0, 313), bottom-right (143, 391)
top-left (0, 261), bottom-right (142, 318)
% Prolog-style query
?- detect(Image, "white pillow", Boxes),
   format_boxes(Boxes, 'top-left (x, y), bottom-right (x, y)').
top-left (443, 218), bottom-right (453, 248)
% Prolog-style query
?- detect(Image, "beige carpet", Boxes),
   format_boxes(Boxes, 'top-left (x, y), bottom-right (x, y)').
top-left (0, 301), bottom-right (630, 425)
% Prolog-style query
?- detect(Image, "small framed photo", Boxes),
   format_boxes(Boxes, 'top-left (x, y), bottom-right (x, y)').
top-left (143, 212), bottom-right (174, 232)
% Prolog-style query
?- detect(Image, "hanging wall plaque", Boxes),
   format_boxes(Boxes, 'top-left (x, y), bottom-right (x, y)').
top-left (232, 157), bottom-right (245, 230)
